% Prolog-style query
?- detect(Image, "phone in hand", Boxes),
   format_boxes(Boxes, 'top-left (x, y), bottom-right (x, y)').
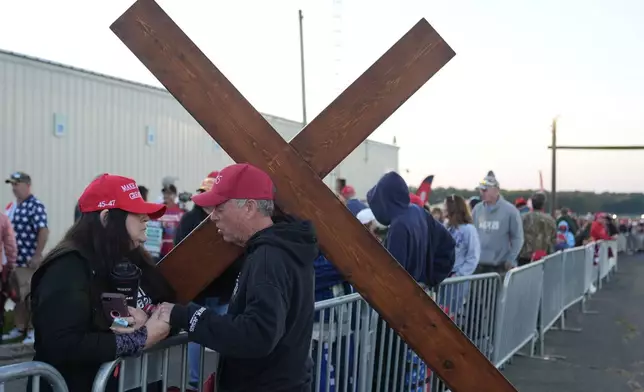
top-left (101, 293), bottom-right (130, 320)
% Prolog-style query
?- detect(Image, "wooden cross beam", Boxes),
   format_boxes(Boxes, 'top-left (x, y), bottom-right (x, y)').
top-left (111, 1), bottom-right (516, 391)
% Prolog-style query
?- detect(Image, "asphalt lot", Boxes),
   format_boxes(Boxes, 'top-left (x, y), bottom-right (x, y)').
top-left (503, 252), bottom-right (644, 391)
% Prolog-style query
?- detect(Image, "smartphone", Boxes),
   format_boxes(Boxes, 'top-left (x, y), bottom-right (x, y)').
top-left (101, 293), bottom-right (130, 320)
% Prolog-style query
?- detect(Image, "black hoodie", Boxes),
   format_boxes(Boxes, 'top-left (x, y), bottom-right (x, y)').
top-left (170, 216), bottom-right (318, 392)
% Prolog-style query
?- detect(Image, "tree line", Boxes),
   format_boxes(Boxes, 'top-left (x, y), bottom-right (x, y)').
top-left (408, 187), bottom-right (644, 216)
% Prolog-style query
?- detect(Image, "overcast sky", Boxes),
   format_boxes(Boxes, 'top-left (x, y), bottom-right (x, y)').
top-left (1, 0), bottom-right (643, 191)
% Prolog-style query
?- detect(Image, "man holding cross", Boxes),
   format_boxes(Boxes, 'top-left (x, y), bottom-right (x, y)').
top-left (156, 163), bottom-right (317, 392)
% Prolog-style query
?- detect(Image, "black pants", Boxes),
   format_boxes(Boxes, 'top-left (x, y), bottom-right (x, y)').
top-left (475, 263), bottom-right (507, 275)
top-left (518, 257), bottom-right (532, 266)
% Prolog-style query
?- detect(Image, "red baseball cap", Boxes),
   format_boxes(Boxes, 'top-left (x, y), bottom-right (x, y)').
top-left (192, 163), bottom-right (274, 208)
top-left (341, 185), bottom-right (355, 198)
top-left (78, 174), bottom-right (166, 219)
top-left (197, 170), bottom-right (220, 193)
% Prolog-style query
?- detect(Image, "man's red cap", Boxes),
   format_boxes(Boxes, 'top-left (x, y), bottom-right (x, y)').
top-left (340, 185), bottom-right (355, 198)
top-left (197, 170), bottom-right (220, 193)
top-left (192, 164), bottom-right (274, 208)
top-left (78, 174), bottom-right (166, 219)
top-left (409, 193), bottom-right (424, 207)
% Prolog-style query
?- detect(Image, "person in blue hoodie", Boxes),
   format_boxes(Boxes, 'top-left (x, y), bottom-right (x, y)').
top-left (367, 171), bottom-right (455, 286)
top-left (367, 171), bottom-right (455, 392)
top-left (555, 220), bottom-right (575, 251)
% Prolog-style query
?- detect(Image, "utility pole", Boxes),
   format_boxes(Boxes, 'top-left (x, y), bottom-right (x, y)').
top-left (298, 10), bottom-right (307, 125)
top-left (550, 117), bottom-right (557, 217)
top-left (547, 123), bottom-right (644, 216)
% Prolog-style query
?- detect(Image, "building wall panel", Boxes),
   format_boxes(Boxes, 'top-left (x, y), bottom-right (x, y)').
top-left (0, 50), bottom-right (398, 250)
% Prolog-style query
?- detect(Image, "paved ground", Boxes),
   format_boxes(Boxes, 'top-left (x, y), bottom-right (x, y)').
top-left (503, 252), bottom-right (644, 392)
top-left (1, 253), bottom-right (642, 391)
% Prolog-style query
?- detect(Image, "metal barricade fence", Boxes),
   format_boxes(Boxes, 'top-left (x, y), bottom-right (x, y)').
top-left (537, 248), bottom-right (589, 355)
top-left (596, 241), bottom-right (612, 288)
top-left (617, 234), bottom-right (627, 253)
top-left (435, 273), bottom-right (501, 361)
top-left (607, 239), bottom-right (618, 272)
top-left (493, 260), bottom-right (544, 368)
top-left (561, 246), bottom-right (587, 312)
top-left (540, 252), bottom-right (565, 339)
top-left (583, 243), bottom-right (596, 297)
top-left (367, 273), bottom-right (501, 392)
top-left (429, 273), bottom-right (502, 392)
top-left (0, 361), bottom-right (68, 392)
top-left (80, 238), bottom-right (623, 392)
top-left (310, 293), bottom-right (371, 392)
top-left (92, 333), bottom-right (206, 392)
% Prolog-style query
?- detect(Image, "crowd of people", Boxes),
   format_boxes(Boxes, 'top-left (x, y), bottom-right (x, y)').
top-left (0, 165), bottom-right (637, 392)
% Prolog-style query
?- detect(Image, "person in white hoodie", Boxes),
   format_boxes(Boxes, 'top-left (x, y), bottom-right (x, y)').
top-left (471, 171), bottom-right (524, 275)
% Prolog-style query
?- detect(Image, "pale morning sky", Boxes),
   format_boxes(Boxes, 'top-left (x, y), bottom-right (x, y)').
top-left (1, 0), bottom-right (643, 192)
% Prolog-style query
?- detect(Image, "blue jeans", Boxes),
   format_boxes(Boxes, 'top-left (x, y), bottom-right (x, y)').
top-left (188, 298), bottom-right (228, 387)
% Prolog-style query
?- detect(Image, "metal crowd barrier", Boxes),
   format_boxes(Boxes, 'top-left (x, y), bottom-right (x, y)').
top-left (561, 246), bottom-right (587, 316)
top-left (493, 261), bottom-right (544, 367)
top-left (0, 361), bottom-right (68, 392)
top-left (365, 273), bottom-right (501, 392)
top-left (5, 236), bottom-right (622, 392)
top-left (310, 293), bottom-right (372, 392)
top-left (540, 252), bottom-right (565, 339)
top-left (597, 241), bottom-right (611, 288)
top-left (91, 333), bottom-right (210, 392)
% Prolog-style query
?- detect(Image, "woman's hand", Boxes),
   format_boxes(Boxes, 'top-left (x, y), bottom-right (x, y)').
top-left (110, 307), bottom-right (149, 334)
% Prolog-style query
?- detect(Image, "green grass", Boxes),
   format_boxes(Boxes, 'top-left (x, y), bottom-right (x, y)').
top-left (1, 310), bottom-right (23, 344)
top-left (3, 310), bottom-right (15, 334)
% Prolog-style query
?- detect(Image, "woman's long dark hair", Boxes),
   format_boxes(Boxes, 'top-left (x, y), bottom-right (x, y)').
top-left (41, 209), bottom-right (175, 302)
top-left (43, 209), bottom-right (136, 276)
top-left (445, 194), bottom-right (473, 228)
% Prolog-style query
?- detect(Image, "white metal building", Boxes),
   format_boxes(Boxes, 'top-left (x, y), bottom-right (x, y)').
top-left (0, 49), bottom-right (399, 249)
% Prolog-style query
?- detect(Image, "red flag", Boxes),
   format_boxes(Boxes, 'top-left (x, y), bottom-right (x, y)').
top-left (415, 175), bottom-right (434, 205)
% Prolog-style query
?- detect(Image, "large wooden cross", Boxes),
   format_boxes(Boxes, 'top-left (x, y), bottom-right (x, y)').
top-left (111, 1), bottom-right (516, 391)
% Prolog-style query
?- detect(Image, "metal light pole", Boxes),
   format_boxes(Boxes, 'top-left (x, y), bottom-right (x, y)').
top-left (550, 117), bottom-right (558, 216)
top-left (298, 10), bottom-right (308, 125)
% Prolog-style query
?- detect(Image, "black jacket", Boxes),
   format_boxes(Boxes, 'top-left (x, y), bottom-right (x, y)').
top-left (30, 247), bottom-right (175, 392)
top-left (174, 206), bottom-right (242, 305)
top-left (170, 217), bottom-right (318, 392)
top-left (174, 205), bottom-right (209, 245)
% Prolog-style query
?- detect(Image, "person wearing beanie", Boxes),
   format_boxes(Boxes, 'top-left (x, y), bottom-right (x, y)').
top-left (471, 171), bottom-right (524, 274)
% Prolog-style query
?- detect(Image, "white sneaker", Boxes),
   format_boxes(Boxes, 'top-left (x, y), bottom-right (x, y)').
top-left (22, 330), bottom-right (35, 345)
top-left (2, 328), bottom-right (23, 341)
top-left (589, 283), bottom-right (597, 295)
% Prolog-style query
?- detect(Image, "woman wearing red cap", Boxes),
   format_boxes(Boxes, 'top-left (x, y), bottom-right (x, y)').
top-left (29, 174), bottom-right (175, 392)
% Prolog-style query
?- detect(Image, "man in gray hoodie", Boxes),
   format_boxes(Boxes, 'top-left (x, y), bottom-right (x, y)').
top-left (471, 171), bottom-right (524, 274)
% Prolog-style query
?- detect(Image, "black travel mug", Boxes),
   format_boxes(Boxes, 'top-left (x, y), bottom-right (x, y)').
top-left (110, 261), bottom-right (142, 308)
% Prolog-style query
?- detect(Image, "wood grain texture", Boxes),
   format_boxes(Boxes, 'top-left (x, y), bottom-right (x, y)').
top-left (290, 19), bottom-right (455, 177)
top-left (142, 3), bottom-right (454, 304)
top-left (110, 1), bottom-right (517, 391)
top-left (160, 218), bottom-right (239, 304)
